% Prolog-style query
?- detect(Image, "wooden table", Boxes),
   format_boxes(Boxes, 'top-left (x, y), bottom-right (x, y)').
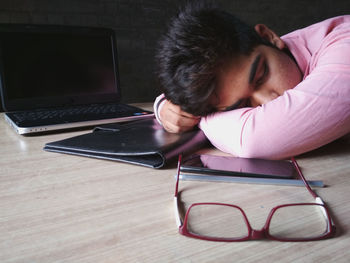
top-left (1, 103), bottom-right (350, 263)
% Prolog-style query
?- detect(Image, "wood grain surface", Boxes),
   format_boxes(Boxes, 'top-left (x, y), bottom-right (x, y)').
top-left (1, 103), bottom-right (349, 263)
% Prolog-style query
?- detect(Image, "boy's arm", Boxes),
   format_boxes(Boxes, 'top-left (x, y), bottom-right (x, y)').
top-left (199, 69), bottom-right (350, 159)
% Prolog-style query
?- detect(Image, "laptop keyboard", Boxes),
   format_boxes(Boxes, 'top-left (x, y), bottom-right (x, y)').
top-left (10, 103), bottom-right (150, 126)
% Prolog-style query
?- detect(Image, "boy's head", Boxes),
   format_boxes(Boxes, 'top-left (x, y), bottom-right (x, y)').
top-left (156, 3), bottom-right (268, 115)
top-left (156, 3), bottom-right (302, 116)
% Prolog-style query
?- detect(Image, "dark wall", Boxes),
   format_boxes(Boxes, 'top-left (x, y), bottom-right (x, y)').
top-left (0, 0), bottom-right (349, 110)
top-left (220, 0), bottom-right (350, 36)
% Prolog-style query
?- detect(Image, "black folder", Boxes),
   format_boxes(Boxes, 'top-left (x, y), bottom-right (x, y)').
top-left (44, 118), bottom-right (208, 168)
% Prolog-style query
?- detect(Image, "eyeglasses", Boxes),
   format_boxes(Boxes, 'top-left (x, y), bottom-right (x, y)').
top-left (174, 155), bottom-right (336, 242)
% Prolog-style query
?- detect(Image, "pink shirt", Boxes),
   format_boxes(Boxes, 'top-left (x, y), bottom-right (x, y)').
top-left (155, 16), bottom-right (350, 159)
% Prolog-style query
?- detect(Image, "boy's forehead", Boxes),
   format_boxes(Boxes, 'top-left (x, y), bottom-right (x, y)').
top-left (218, 51), bottom-right (259, 84)
top-left (220, 44), bottom-right (275, 83)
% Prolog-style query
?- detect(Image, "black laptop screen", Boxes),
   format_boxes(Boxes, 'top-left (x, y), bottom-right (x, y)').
top-left (0, 25), bottom-right (120, 111)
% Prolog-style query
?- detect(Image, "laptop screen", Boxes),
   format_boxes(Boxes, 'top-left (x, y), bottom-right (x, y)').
top-left (0, 25), bottom-right (121, 111)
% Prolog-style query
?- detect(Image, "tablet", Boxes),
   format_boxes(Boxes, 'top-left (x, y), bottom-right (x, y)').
top-left (180, 154), bottom-right (295, 179)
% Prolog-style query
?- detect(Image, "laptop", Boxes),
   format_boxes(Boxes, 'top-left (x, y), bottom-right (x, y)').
top-left (0, 24), bottom-right (154, 135)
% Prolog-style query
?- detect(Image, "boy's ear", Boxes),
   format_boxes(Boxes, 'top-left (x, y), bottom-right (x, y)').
top-left (254, 24), bottom-right (285, 50)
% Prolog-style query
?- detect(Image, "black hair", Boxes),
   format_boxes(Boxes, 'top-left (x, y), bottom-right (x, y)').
top-left (156, 2), bottom-right (270, 116)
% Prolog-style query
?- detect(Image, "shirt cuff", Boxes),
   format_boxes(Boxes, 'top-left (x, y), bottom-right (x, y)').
top-left (153, 94), bottom-right (167, 125)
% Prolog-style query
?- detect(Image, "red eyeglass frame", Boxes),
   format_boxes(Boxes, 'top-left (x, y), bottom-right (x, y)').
top-left (174, 155), bottom-right (336, 242)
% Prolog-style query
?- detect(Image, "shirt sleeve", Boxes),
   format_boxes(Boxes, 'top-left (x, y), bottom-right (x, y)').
top-left (199, 43), bottom-right (350, 159)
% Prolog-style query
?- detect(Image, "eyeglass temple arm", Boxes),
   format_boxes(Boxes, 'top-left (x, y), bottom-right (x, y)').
top-left (291, 157), bottom-right (318, 199)
top-left (175, 154), bottom-right (182, 197)
top-left (174, 196), bottom-right (183, 227)
top-left (292, 157), bottom-right (336, 228)
top-left (315, 196), bottom-right (336, 228)
top-left (174, 154), bottom-right (183, 227)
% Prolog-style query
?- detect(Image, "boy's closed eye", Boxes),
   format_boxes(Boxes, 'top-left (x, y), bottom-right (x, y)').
top-left (255, 60), bottom-right (269, 87)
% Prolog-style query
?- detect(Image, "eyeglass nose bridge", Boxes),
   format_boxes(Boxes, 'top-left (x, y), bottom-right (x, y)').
top-left (251, 229), bottom-right (267, 240)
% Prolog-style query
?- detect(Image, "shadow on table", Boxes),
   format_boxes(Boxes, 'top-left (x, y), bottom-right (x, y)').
top-left (299, 137), bottom-right (350, 159)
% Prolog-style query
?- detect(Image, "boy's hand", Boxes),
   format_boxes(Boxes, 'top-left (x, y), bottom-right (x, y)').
top-left (159, 100), bottom-right (200, 133)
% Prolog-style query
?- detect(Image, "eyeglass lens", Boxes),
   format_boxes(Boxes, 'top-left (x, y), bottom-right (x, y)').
top-left (187, 204), bottom-right (249, 239)
top-left (269, 204), bottom-right (329, 239)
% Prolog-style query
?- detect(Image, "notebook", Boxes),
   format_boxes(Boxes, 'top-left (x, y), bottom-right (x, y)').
top-left (0, 24), bottom-right (154, 135)
top-left (44, 118), bottom-right (209, 168)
